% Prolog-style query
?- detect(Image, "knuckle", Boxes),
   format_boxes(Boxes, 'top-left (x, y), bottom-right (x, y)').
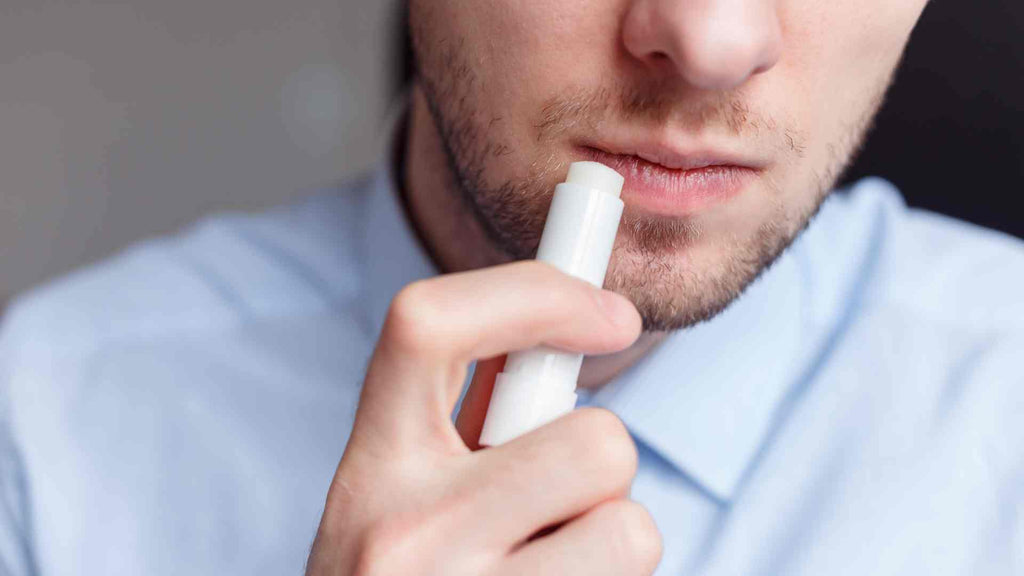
top-left (354, 517), bottom-right (419, 576)
top-left (354, 501), bottom-right (472, 576)
top-left (383, 281), bottom-right (442, 353)
top-left (574, 408), bottom-right (638, 481)
top-left (609, 501), bottom-right (663, 573)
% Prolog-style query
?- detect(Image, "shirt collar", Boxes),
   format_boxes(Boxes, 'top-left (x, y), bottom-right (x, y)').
top-left (362, 113), bottom-right (815, 502)
top-left (585, 244), bottom-right (812, 502)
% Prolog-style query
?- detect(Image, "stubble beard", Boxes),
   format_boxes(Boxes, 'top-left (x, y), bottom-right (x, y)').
top-left (414, 40), bottom-right (888, 332)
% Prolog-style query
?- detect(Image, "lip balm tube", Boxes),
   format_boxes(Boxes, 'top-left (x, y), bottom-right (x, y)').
top-left (478, 161), bottom-right (625, 447)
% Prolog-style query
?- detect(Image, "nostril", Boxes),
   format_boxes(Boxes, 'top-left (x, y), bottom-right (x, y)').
top-left (751, 60), bottom-right (774, 76)
top-left (621, 0), bottom-right (782, 89)
top-left (650, 51), bottom-right (672, 63)
top-left (681, 33), bottom-right (779, 89)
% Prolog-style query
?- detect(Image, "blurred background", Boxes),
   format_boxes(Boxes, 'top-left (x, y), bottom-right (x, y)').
top-left (0, 0), bottom-right (404, 302)
top-left (1, 0), bottom-right (1021, 304)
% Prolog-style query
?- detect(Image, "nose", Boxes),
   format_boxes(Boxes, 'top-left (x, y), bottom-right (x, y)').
top-left (622, 0), bottom-right (783, 90)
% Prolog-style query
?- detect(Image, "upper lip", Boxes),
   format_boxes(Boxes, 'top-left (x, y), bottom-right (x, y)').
top-left (581, 138), bottom-right (765, 172)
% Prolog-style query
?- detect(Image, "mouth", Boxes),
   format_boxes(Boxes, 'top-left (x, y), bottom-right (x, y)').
top-left (575, 142), bottom-right (764, 216)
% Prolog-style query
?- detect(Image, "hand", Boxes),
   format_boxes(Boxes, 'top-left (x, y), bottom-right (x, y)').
top-left (306, 261), bottom-right (662, 576)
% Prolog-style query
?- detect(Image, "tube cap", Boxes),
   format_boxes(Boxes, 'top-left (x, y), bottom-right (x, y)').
top-left (565, 161), bottom-right (625, 198)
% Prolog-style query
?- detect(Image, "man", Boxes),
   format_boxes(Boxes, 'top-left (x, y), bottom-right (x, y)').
top-left (1, 0), bottom-right (1021, 574)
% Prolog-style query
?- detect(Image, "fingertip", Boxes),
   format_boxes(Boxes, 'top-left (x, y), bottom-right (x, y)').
top-left (596, 289), bottom-right (643, 344)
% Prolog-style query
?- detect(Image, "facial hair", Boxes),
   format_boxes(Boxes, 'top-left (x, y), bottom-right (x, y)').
top-left (413, 38), bottom-right (888, 331)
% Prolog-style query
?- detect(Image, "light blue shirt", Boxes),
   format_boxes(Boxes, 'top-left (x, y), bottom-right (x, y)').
top-left (1, 163), bottom-right (1022, 575)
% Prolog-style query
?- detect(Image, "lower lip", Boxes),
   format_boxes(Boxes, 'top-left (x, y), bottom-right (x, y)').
top-left (577, 147), bottom-right (757, 216)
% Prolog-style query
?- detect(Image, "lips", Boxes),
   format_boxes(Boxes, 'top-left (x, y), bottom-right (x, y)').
top-left (576, 143), bottom-right (762, 216)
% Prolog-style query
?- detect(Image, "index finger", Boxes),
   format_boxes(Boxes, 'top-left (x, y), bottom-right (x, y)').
top-left (355, 260), bottom-right (641, 450)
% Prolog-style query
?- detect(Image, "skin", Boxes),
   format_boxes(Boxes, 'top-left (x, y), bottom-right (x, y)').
top-left (405, 0), bottom-right (925, 332)
top-left (308, 1), bottom-right (929, 574)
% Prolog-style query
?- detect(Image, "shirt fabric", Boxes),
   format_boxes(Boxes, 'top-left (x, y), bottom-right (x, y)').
top-left (1, 160), bottom-right (1022, 575)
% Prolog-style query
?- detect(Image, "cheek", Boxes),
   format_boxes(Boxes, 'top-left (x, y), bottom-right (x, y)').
top-left (781, 1), bottom-right (924, 91)
top-left (470, 3), bottom-right (624, 143)
top-left (410, 1), bottom-right (566, 181)
top-left (765, 1), bottom-right (926, 185)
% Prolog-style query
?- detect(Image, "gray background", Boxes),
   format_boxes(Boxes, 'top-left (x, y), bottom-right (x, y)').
top-left (1, 0), bottom-right (400, 302)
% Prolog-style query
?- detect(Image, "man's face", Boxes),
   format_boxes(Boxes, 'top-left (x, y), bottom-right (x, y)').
top-left (409, 0), bottom-right (928, 330)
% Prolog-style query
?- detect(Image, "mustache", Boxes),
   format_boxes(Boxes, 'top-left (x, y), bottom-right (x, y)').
top-left (534, 83), bottom-right (806, 157)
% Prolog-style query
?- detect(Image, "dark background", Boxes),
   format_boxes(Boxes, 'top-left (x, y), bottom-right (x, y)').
top-left (841, 0), bottom-right (1023, 239)
top-left (396, 0), bottom-right (1023, 239)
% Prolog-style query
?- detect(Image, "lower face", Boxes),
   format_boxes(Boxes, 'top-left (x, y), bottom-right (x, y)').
top-left (409, 0), bottom-right (927, 331)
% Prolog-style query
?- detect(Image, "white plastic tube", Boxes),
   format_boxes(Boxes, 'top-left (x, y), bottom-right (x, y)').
top-left (478, 161), bottom-right (625, 447)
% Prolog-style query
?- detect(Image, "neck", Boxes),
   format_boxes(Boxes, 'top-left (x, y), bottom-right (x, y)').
top-left (400, 85), bottom-right (667, 389)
